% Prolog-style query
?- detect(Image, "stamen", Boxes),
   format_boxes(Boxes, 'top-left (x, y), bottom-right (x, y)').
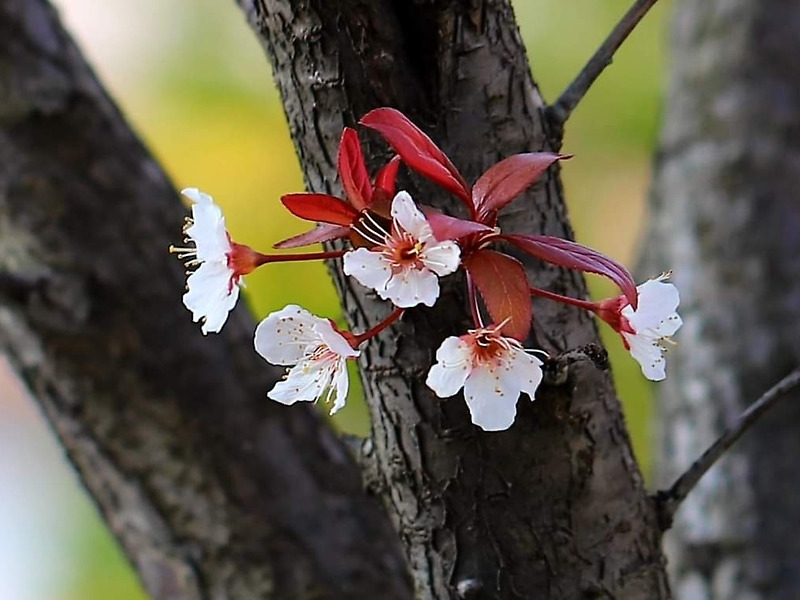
top-left (352, 223), bottom-right (385, 246)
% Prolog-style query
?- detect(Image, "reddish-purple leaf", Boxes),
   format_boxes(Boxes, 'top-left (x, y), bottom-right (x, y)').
top-left (274, 223), bottom-right (350, 249)
top-left (372, 155), bottom-right (402, 199)
top-left (423, 210), bottom-right (493, 241)
top-left (504, 234), bottom-right (638, 309)
top-left (360, 108), bottom-right (472, 206)
top-left (472, 153), bottom-right (565, 222)
top-left (464, 249), bottom-right (532, 341)
top-left (338, 128), bottom-right (372, 211)
top-left (281, 193), bottom-right (360, 227)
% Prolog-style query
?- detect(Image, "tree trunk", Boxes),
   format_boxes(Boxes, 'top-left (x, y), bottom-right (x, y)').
top-left (644, 0), bottom-right (800, 597)
top-left (0, 0), bottom-right (673, 597)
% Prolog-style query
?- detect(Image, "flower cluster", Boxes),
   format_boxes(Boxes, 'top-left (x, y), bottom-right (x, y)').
top-left (172, 109), bottom-right (682, 430)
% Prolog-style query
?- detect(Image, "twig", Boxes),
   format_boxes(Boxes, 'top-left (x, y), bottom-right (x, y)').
top-left (655, 367), bottom-right (800, 529)
top-left (546, 0), bottom-right (661, 131)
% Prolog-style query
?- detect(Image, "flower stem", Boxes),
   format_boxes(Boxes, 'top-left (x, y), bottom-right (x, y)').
top-left (256, 249), bottom-right (346, 265)
top-left (529, 285), bottom-right (598, 312)
top-left (353, 307), bottom-right (405, 345)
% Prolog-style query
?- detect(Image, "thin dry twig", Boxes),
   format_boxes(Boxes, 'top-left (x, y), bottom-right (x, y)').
top-left (655, 367), bottom-right (800, 529)
top-left (546, 0), bottom-right (661, 132)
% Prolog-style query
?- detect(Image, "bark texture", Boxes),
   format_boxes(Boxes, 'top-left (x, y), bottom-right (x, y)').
top-left (239, 0), bottom-right (669, 597)
top-left (0, 1), bottom-right (410, 598)
top-left (644, 0), bottom-right (800, 597)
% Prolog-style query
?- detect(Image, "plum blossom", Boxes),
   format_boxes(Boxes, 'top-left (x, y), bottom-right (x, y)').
top-left (426, 323), bottom-right (543, 431)
top-left (595, 273), bottom-right (682, 381)
top-left (254, 305), bottom-right (359, 414)
top-left (171, 188), bottom-right (260, 334)
top-left (343, 191), bottom-right (460, 308)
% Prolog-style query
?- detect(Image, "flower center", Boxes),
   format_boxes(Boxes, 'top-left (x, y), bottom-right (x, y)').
top-left (466, 327), bottom-right (516, 367)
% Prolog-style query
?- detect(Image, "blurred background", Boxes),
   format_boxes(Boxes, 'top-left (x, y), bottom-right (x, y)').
top-left (0, 0), bottom-right (671, 597)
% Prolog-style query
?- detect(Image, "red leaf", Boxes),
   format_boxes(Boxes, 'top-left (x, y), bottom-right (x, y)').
top-left (274, 223), bottom-right (350, 249)
top-left (281, 193), bottom-right (359, 227)
top-left (360, 108), bottom-right (471, 206)
top-left (423, 210), bottom-right (493, 241)
top-left (472, 153), bottom-right (565, 221)
top-left (373, 155), bottom-right (402, 198)
top-left (504, 234), bottom-right (638, 309)
top-left (338, 128), bottom-right (372, 211)
top-left (464, 249), bottom-right (532, 340)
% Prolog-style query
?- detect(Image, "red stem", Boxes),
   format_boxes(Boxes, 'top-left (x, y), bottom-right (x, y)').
top-left (256, 249), bottom-right (346, 265)
top-left (529, 285), bottom-right (599, 312)
top-left (353, 307), bottom-right (405, 345)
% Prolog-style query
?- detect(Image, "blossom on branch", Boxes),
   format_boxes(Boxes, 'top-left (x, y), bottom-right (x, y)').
top-left (426, 323), bottom-right (544, 431)
top-left (171, 188), bottom-right (261, 334)
top-left (254, 305), bottom-right (360, 414)
top-left (343, 191), bottom-right (460, 307)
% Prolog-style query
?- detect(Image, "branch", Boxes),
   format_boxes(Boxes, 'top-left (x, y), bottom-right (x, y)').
top-left (655, 367), bottom-right (800, 528)
top-left (546, 0), bottom-right (661, 132)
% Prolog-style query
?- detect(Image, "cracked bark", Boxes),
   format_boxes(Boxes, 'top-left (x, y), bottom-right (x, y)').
top-left (643, 0), bottom-right (800, 597)
top-left (239, 0), bottom-right (669, 598)
top-left (0, 0), bottom-right (675, 597)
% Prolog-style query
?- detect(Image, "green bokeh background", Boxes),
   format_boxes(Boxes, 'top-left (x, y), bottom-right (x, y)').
top-left (43, 1), bottom-right (673, 597)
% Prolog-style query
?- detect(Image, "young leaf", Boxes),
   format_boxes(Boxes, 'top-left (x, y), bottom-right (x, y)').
top-left (274, 223), bottom-right (350, 249)
top-left (423, 210), bottom-right (493, 242)
top-left (360, 108), bottom-right (472, 206)
top-left (281, 193), bottom-right (360, 227)
top-left (504, 234), bottom-right (638, 309)
top-left (472, 153), bottom-right (564, 222)
top-left (338, 128), bottom-right (372, 211)
top-left (464, 249), bottom-right (532, 340)
top-left (373, 155), bottom-right (402, 199)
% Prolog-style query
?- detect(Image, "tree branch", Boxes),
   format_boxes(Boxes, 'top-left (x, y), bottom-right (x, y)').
top-left (546, 0), bottom-right (660, 133)
top-left (655, 367), bottom-right (800, 529)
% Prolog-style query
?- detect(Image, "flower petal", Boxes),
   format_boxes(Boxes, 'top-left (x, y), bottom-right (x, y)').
top-left (383, 267), bottom-right (440, 308)
top-left (343, 248), bottom-right (393, 292)
top-left (624, 333), bottom-right (667, 381)
top-left (329, 360), bottom-right (351, 415)
top-left (463, 366), bottom-right (520, 431)
top-left (502, 348), bottom-right (544, 399)
top-left (315, 319), bottom-right (360, 359)
top-left (182, 260), bottom-right (238, 335)
top-left (254, 305), bottom-right (324, 365)
top-left (625, 279), bottom-right (680, 332)
top-left (426, 336), bottom-right (471, 398)
top-left (268, 356), bottom-right (334, 405)
top-left (421, 241), bottom-right (461, 276)
top-left (390, 191), bottom-right (432, 241)
top-left (182, 188), bottom-right (231, 262)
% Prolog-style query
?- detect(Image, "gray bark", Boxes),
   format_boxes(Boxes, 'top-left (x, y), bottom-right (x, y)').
top-left (0, 1), bottom-right (409, 598)
top-left (239, 0), bottom-right (669, 598)
top-left (644, 0), bottom-right (800, 597)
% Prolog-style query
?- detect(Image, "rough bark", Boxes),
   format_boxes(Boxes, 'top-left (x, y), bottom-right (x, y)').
top-left (239, 0), bottom-right (669, 598)
top-left (644, 0), bottom-right (800, 597)
top-left (0, 1), bottom-right (410, 598)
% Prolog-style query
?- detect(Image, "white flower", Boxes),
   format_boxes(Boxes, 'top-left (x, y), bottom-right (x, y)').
top-left (254, 305), bottom-right (359, 414)
top-left (343, 191), bottom-right (461, 308)
top-left (620, 275), bottom-right (683, 381)
top-left (171, 188), bottom-right (258, 335)
top-left (426, 324), bottom-right (543, 431)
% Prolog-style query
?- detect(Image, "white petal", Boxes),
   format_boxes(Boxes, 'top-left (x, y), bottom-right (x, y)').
top-left (426, 337), bottom-right (472, 398)
top-left (421, 241), bottom-right (461, 276)
top-left (315, 319), bottom-right (360, 359)
top-left (502, 348), bottom-right (544, 399)
top-left (254, 304), bottom-right (323, 365)
top-left (651, 313), bottom-right (683, 338)
top-left (268, 356), bottom-right (334, 405)
top-left (624, 332), bottom-right (667, 381)
top-left (383, 267), bottom-right (440, 307)
top-left (182, 260), bottom-right (238, 334)
top-left (463, 366), bottom-right (520, 431)
top-left (391, 191), bottom-right (432, 241)
top-left (329, 360), bottom-right (351, 415)
top-left (182, 188), bottom-right (231, 262)
top-left (343, 248), bottom-right (393, 293)
top-left (624, 279), bottom-right (680, 332)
